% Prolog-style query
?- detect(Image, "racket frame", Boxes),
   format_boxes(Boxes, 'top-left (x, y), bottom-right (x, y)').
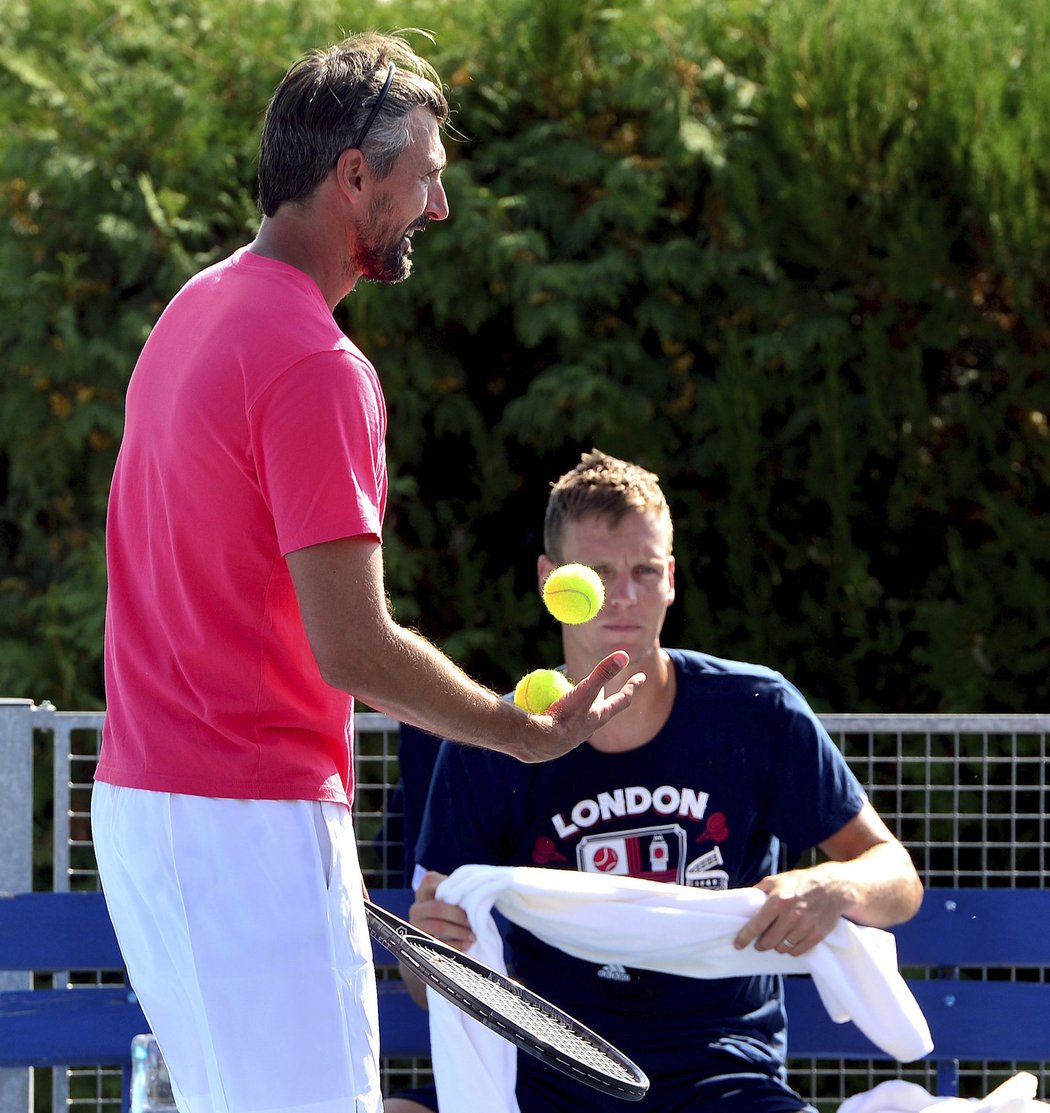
top-left (364, 898), bottom-right (649, 1101)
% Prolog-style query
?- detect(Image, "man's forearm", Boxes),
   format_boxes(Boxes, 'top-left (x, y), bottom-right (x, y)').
top-left (319, 618), bottom-right (526, 752)
top-left (815, 840), bottom-right (923, 928)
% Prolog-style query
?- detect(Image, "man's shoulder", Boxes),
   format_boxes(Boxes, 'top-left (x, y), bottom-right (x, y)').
top-left (668, 647), bottom-right (787, 688)
top-left (666, 648), bottom-right (823, 725)
top-left (175, 247), bottom-right (353, 353)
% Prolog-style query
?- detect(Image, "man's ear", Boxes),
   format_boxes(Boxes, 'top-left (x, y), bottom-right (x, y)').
top-left (333, 147), bottom-right (370, 205)
top-left (537, 554), bottom-right (556, 594)
top-left (666, 554), bottom-right (676, 606)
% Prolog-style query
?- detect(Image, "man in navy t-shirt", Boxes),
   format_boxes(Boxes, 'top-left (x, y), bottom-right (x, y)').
top-left (386, 449), bottom-right (923, 1113)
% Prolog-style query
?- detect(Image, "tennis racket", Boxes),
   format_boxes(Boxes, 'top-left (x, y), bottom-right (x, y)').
top-left (364, 899), bottom-right (650, 1102)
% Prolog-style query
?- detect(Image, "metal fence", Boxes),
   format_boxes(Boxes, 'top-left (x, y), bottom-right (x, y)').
top-left (1, 701), bottom-right (1048, 1113)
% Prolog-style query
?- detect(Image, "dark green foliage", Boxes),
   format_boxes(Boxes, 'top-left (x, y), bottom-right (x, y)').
top-left (0, 0), bottom-right (350, 704)
top-left (1, 0), bottom-right (1047, 711)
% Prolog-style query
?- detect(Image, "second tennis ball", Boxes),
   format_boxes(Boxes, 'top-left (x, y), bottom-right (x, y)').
top-left (514, 669), bottom-right (574, 713)
top-left (542, 563), bottom-right (605, 624)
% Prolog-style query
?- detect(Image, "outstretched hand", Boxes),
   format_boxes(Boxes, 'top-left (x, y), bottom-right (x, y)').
top-left (513, 651), bottom-right (645, 764)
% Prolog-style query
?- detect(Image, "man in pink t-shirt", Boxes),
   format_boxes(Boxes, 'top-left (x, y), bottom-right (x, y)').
top-left (92, 31), bottom-right (645, 1113)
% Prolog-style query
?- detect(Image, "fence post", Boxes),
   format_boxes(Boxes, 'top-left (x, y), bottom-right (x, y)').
top-left (0, 698), bottom-right (36, 1113)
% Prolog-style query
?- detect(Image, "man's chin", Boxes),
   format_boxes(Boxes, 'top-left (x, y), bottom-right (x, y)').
top-left (362, 255), bottom-right (412, 285)
top-left (351, 239), bottom-right (413, 285)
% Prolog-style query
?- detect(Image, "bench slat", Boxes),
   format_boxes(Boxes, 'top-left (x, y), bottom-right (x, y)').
top-left (0, 892), bottom-right (125, 971)
top-left (893, 888), bottom-right (1050, 967)
top-left (0, 987), bottom-right (147, 1068)
top-left (376, 982), bottom-right (429, 1057)
top-left (785, 977), bottom-right (1050, 1060)
top-left (0, 890), bottom-right (417, 972)
top-left (9, 888), bottom-right (1047, 969)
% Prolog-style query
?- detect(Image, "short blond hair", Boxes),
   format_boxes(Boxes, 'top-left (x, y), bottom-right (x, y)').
top-left (543, 449), bottom-right (672, 561)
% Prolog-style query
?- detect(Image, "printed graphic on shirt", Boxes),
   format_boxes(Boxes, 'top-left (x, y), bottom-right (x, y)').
top-left (538, 777), bottom-right (738, 985)
top-left (530, 835), bottom-right (568, 866)
top-left (684, 846), bottom-right (729, 890)
top-left (577, 824), bottom-right (685, 884)
top-left (551, 783), bottom-right (710, 839)
top-left (696, 811), bottom-right (730, 844)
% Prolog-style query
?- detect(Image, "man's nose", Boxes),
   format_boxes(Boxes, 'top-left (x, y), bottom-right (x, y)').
top-left (427, 177), bottom-right (449, 221)
top-left (604, 571), bottom-right (636, 604)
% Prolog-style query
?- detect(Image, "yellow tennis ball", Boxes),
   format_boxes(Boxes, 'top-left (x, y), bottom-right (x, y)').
top-left (542, 563), bottom-right (605, 625)
top-left (514, 669), bottom-right (574, 713)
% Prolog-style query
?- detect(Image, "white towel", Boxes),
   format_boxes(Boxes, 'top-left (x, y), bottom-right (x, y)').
top-left (439, 865), bottom-right (933, 1059)
top-left (429, 865), bottom-right (934, 1113)
top-left (426, 982), bottom-right (520, 1113)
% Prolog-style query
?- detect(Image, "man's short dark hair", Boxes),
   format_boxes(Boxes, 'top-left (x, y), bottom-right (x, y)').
top-left (257, 31), bottom-right (449, 217)
top-left (544, 449), bottom-right (673, 562)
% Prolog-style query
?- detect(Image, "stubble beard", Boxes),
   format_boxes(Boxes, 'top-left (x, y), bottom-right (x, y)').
top-left (349, 194), bottom-right (416, 286)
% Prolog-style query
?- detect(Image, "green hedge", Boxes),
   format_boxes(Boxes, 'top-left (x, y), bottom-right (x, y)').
top-left (1, 0), bottom-right (1047, 712)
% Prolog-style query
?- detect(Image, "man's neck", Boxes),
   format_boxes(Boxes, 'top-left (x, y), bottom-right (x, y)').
top-left (251, 210), bottom-right (357, 310)
top-left (576, 646), bottom-right (676, 754)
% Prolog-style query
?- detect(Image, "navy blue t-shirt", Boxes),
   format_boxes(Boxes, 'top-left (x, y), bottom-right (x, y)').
top-left (413, 649), bottom-right (865, 1090)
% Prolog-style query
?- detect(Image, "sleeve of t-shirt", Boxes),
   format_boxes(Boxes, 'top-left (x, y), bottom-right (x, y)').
top-left (761, 678), bottom-right (867, 855)
top-left (249, 347), bottom-right (387, 555)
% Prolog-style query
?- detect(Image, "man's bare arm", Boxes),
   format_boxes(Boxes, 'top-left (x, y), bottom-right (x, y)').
top-left (286, 535), bottom-right (645, 763)
top-left (733, 802), bottom-right (923, 955)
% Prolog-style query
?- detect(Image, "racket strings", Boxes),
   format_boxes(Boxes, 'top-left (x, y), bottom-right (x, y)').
top-left (411, 940), bottom-right (640, 1086)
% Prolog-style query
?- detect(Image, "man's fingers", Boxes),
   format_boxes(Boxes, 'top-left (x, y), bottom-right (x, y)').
top-left (587, 650), bottom-right (631, 684)
top-left (545, 653), bottom-right (632, 721)
top-left (553, 653), bottom-right (640, 714)
top-left (734, 898), bottom-right (778, 950)
top-left (515, 653), bottom-right (647, 763)
top-left (413, 870), bottom-right (445, 902)
top-left (591, 671), bottom-right (647, 722)
top-left (410, 897), bottom-right (475, 949)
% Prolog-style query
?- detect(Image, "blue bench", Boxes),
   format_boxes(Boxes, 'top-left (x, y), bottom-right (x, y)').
top-left (3, 887), bottom-right (1049, 1108)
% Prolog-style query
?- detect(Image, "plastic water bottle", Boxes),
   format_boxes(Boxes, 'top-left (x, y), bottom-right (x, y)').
top-left (130, 1034), bottom-right (176, 1113)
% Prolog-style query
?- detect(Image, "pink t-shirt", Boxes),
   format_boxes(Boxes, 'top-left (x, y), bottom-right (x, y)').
top-left (96, 248), bottom-right (387, 805)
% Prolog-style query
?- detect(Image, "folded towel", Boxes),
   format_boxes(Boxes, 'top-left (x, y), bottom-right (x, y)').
top-left (428, 865), bottom-right (934, 1113)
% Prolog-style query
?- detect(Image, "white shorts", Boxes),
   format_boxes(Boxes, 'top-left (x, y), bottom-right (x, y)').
top-left (91, 784), bottom-right (381, 1113)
